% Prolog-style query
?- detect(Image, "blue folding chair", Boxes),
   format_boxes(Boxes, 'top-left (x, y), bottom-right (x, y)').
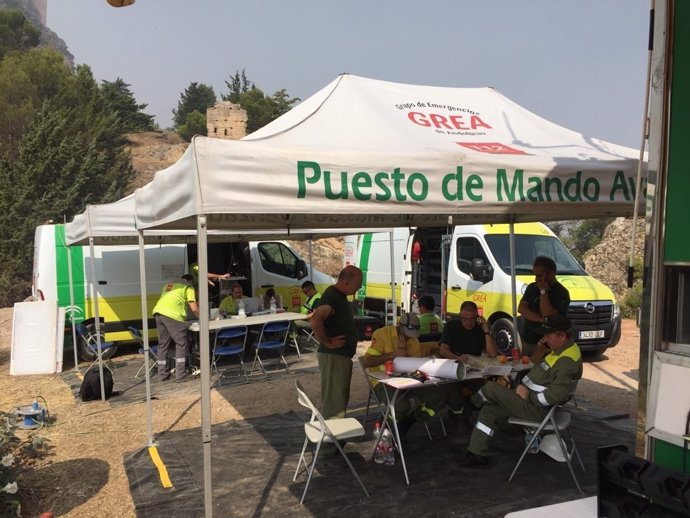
top-left (250, 320), bottom-right (291, 375)
top-left (128, 326), bottom-right (158, 380)
top-left (212, 326), bottom-right (249, 384)
top-left (76, 323), bottom-right (116, 372)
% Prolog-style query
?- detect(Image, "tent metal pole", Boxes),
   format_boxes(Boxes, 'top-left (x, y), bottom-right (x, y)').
top-left (138, 231), bottom-right (155, 446)
top-left (65, 241), bottom-right (80, 372)
top-left (88, 236), bottom-right (106, 402)
top-left (389, 230), bottom-right (396, 324)
top-left (308, 239), bottom-right (314, 280)
top-left (197, 215), bottom-right (213, 518)
top-left (509, 220), bottom-right (521, 351)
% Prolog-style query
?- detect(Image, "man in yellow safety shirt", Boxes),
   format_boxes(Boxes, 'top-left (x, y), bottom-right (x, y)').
top-left (152, 271), bottom-right (199, 382)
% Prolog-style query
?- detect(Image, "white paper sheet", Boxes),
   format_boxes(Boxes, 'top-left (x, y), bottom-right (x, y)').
top-left (393, 357), bottom-right (465, 380)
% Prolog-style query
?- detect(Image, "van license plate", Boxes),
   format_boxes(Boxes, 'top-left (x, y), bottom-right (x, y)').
top-left (579, 330), bottom-right (605, 339)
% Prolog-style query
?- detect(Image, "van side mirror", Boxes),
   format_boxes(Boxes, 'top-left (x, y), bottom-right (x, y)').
top-left (470, 258), bottom-right (493, 283)
top-left (295, 259), bottom-right (308, 280)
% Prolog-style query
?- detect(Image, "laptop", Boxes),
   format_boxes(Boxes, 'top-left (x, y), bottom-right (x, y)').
top-left (240, 296), bottom-right (260, 315)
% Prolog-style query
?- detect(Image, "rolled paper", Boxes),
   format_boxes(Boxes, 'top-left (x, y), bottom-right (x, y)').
top-left (393, 357), bottom-right (465, 380)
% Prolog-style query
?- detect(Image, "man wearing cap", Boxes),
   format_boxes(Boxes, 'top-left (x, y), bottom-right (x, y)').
top-left (459, 314), bottom-right (582, 467)
top-left (152, 271), bottom-right (200, 382)
top-left (518, 256), bottom-right (570, 361)
top-left (364, 312), bottom-right (447, 437)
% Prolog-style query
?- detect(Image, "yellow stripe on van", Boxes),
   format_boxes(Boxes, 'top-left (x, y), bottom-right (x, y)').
top-left (481, 222), bottom-right (553, 235)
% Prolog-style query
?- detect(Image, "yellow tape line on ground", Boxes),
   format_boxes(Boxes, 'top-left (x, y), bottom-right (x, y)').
top-left (148, 446), bottom-right (173, 488)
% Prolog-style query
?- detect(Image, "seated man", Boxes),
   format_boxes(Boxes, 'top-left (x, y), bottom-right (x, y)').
top-left (439, 301), bottom-right (496, 424)
top-left (363, 312), bottom-right (446, 437)
top-left (417, 295), bottom-right (444, 336)
top-left (219, 283), bottom-right (244, 316)
top-left (294, 280), bottom-right (322, 337)
top-left (459, 314), bottom-right (582, 467)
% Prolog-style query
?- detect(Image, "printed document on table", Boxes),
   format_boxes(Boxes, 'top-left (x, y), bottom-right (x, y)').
top-left (481, 365), bottom-right (513, 376)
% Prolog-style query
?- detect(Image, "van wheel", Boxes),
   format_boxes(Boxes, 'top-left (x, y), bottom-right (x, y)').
top-left (491, 318), bottom-right (514, 356)
top-left (77, 334), bottom-right (118, 362)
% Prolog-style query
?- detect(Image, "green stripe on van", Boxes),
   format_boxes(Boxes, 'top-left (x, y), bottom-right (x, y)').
top-left (55, 225), bottom-right (86, 322)
top-left (356, 233), bottom-right (373, 299)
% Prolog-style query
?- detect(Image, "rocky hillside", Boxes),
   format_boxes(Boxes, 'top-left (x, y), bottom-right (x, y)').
top-left (126, 130), bottom-right (643, 290)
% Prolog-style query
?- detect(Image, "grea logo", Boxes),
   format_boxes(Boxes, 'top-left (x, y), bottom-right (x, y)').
top-left (407, 111), bottom-right (492, 131)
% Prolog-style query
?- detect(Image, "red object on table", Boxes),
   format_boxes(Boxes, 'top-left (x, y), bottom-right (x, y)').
top-left (385, 360), bottom-right (394, 375)
top-left (511, 348), bottom-right (520, 363)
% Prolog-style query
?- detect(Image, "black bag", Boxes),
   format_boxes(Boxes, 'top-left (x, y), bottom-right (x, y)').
top-left (79, 367), bottom-right (114, 401)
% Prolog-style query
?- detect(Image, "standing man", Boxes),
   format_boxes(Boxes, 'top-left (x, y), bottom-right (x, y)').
top-left (152, 270), bottom-right (198, 382)
top-left (518, 256), bottom-right (570, 362)
top-left (417, 295), bottom-right (445, 336)
top-left (459, 315), bottom-right (582, 467)
top-left (439, 301), bottom-right (496, 424)
top-left (310, 265), bottom-right (363, 420)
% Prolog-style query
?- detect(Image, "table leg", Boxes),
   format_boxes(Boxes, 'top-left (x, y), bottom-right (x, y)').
top-left (372, 386), bottom-right (410, 485)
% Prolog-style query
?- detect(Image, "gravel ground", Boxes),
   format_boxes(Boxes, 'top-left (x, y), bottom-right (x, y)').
top-left (0, 308), bottom-right (640, 516)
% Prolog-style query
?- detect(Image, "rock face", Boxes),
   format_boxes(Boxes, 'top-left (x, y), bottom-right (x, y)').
top-left (583, 217), bottom-right (645, 302)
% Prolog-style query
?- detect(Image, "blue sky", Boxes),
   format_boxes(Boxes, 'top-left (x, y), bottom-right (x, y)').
top-left (48, 1), bottom-right (649, 148)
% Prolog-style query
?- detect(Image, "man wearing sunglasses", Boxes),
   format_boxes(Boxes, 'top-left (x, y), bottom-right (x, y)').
top-left (439, 301), bottom-right (497, 427)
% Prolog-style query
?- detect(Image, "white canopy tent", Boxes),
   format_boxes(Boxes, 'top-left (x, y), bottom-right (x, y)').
top-left (131, 74), bottom-right (644, 517)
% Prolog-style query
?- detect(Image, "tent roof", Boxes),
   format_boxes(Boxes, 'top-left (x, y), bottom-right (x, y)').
top-left (134, 74), bottom-right (644, 232)
top-left (65, 193), bottom-right (384, 246)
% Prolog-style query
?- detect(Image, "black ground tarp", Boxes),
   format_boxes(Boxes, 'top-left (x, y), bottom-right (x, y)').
top-left (124, 397), bottom-right (634, 517)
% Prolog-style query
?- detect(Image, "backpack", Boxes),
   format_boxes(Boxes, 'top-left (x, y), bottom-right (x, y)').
top-left (79, 367), bottom-right (114, 401)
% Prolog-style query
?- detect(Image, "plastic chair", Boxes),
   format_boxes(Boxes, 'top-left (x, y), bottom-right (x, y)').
top-left (76, 323), bottom-right (116, 371)
top-left (250, 320), bottom-right (291, 375)
top-left (128, 326), bottom-right (158, 380)
top-left (293, 380), bottom-right (369, 504)
top-left (508, 403), bottom-right (585, 494)
top-left (289, 321), bottom-right (319, 359)
top-left (212, 326), bottom-right (248, 384)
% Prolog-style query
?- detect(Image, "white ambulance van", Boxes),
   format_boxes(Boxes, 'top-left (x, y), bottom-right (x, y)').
top-left (33, 224), bottom-right (333, 359)
top-left (354, 223), bottom-right (621, 356)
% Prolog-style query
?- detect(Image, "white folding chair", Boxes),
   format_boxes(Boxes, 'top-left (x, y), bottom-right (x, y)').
top-left (508, 403), bottom-right (585, 494)
top-left (293, 380), bottom-right (369, 504)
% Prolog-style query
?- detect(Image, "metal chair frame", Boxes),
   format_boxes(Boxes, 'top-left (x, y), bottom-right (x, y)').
top-left (508, 403), bottom-right (585, 494)
top-left (250, 320), bottom-right (291, 375)
top-left (76, 323), bottom-right (116, 372)
top-left (212, 326), bottom-right (249, 384)
top-left (128, 326), bottom-right (158, 380)
top-left (293, 380), bottom-right (369, 504)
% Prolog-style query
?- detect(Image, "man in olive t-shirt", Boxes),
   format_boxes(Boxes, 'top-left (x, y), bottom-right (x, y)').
top-left (309, 265), bottom-right (363, 421)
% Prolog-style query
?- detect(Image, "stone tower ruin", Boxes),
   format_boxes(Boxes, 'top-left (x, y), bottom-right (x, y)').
top-left (206, 101), bottom-right (247, 140)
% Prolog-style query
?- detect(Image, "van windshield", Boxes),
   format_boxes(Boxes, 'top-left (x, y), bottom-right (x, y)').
top-left (484, 234), bottom-right (586, 276)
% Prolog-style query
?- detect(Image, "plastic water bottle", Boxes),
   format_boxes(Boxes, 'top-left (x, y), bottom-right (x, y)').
top-left (382, 428), bottom-right (395, 465)
top-left (525, 429), bottom-right (541, 454)
top-left (269, 297), bottom-right (277, 314)
top-left (373, 421), bottom-right (385, 464)
top-left (237, 299), bottom-right (246, 317)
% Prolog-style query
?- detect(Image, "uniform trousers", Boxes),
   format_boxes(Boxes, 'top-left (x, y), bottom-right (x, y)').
top-left (468, 381), bottom-right (548, 456)
top-left (155, 314), bottom-right (189, 380)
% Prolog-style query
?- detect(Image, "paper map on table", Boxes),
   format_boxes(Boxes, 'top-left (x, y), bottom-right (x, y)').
top-left (480, 365), bottom-right (513, 376)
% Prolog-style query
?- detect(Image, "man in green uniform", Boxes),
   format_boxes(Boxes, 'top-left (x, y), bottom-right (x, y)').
top-left (300, 280), bottom-right (322, 315)
top-left (219, 283), bottom-right (244, 316)
top-left (309, 265), bottom-right (362, 420)
top-left (459, 314), bottom-right (582, 467)
top-left (152, 271), bottom-right (199, 382)
top-left (417, 296), bottom-right (444, 336)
